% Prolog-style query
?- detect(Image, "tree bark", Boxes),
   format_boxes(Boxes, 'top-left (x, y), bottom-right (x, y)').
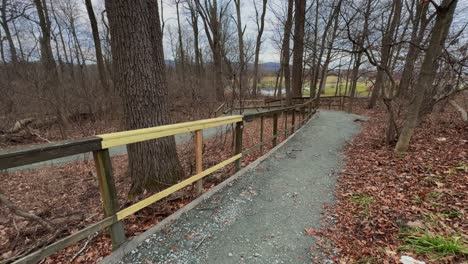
top-left (309, 0), bottom-right (319, 99)
top-left (251, 0), bottom-right (267, 97)
top-left (395, 0), bottom-right (458, 153)
top-left (105, 0), bottom-right (184, 194)
top-left (281, 0), bottom-right (294, 105)
top-left (346, 0), bottom-right (372, 112)
top-left (234, 0), bottom-right (247, 103)
top-left (291, 0), bottom-right (306, 97)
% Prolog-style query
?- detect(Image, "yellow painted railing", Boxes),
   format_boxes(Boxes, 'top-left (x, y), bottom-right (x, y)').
top-left (98, 115), bottom-right (243, 148)
top-left (2, 100), bottom-right (317, 264)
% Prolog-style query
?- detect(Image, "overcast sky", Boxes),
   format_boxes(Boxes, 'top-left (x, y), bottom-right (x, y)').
top-left (155, 0), bottom-right (468, 63)
top-left (158, 0), bottom-right (284, 62)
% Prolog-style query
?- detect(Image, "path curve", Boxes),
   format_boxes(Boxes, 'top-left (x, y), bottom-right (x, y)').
top-left (115, 110), bottom-right (362, 264)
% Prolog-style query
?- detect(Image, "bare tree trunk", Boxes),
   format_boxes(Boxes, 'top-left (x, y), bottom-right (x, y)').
top-left (291, 0), bottom-right (306, 97)
top-left (309, 0), bottom-right (319, 99)
top-left (317, 0), bottom-right (343, 101)
top-left (281, 0), bottom-right (294, 105)
top-left (251, 0), bottom-right (267, 97)
top-left (85, 0), bottom-right (110, 92)
top-left (105, 0), bottom-right (184, 194)
top-left (188, 0), bottom-right (202, 100)
top-left (346, 0), bottom-right (372, 112)
top-left (234, 0), bottom-right (246, 103)
top-left (50, 0), bottom-right (71, 78)
top-left (0, 29), bottom-right (5, 64)
top-left (1, 0), bottom-right (17, 63)
top-left (11, 18), bottom-right (24, 61)
top-left (395, 0), bottom-right (458, 153)
top-left (189, 0), bottom-right (202, 75)
top-left (347, 49), bottom-right (363, 112)
top-left (196, 0), bottom-right (228, 101)
top-left (368, 0), bottom-right (402, 109)
top-left (398, 2), bottom-right (429, 98)
top-left (34, 0), bottom-right (71, 133)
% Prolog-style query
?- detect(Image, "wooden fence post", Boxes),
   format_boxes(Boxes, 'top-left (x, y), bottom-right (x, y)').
top-left (234, 121), bottom-right (243, 170)
top-left (260, 116), bottom-right (264, 155)
top-left (284, 110), bottom-right (288, 138)
top-left (301, 106), bottom-right (305, 125)
top-left (309, 102), bottom-right (312, 117)
top-left (195, 130), bottom-right (203, 194)
top-left (92, 149), bottom-right (126, 250)
top-left (291, 108), bottom-right (296, 133)
top-left (273, 113), bottom-right (278, 147)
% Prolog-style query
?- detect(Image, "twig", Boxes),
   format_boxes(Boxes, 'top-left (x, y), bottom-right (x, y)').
top-left (31, 131), bottom-right (51, 143)
top-left (0, 190), bottom-right (54, 232)
top-left (0, 230), bottom-right (62, 264)
top-left (70, 232), bottom-right (99, 262)
top-left (195, 234), bottom-right (208, 250)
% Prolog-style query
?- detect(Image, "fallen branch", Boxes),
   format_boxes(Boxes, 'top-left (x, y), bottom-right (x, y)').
top-left (69, 232), bottom-right (99, 263)
top-left (7, 118), bottom-right (36, 133)
top-left (0, 190), bottom-right (54, 232)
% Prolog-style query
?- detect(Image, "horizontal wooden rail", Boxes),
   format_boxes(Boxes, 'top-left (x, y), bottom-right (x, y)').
top-left (0, 137), bottom-right (102, 170)
top-left (13, 217), bottom-right (116, 264)
top-left (98, 115), bottom-right (242, 148)
top-left (116, 154), bottom-right (241, 220)
top-left (3, 99), bottom-right (318, 264)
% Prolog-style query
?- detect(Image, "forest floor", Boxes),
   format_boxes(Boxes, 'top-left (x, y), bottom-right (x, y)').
top-left (311, 104), bottom-right (467, 263)
top-left (117, 111), bottom-right (361, 264)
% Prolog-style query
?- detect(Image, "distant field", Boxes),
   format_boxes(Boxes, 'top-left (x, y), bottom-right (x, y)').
top-left (258, 76), bottom-right (369, 96)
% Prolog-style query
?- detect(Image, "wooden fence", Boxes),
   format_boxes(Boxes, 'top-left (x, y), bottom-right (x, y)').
top-left (0, 100), bottom-right (316, 264)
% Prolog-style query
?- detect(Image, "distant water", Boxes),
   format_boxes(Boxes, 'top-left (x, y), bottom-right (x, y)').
top-left (259, 87), bottom-right (310, 96)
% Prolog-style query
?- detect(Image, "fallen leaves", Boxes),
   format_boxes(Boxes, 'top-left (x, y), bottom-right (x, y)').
top-left (311, 106), bottom-right (467, 263)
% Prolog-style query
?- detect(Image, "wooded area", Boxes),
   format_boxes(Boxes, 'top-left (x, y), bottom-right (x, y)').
top-left (0, 0), bottom-right (467, 263)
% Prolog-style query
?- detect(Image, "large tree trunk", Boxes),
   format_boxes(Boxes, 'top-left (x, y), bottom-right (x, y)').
top-left (251, 0), bottom-right (267, 97)
top-left (85, 0), bottom-right (110, 92)
top-left (291, 0), bottom-right (306, 97)
top-left (395, 0), bottom-right (458, 153)
top-left (105, 0), bottom-right (184, 194)
top-left (281, 0), bottom-right (294, 105)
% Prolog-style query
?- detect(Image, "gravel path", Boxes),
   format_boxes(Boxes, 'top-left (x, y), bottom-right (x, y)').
top-left (116, 110), bottom-right (362, 264)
